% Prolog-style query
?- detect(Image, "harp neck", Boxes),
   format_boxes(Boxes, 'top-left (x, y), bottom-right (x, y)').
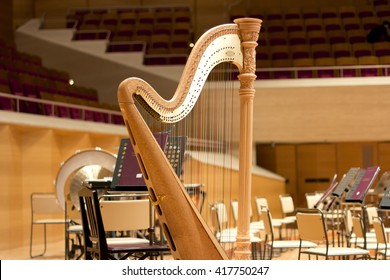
top-left (118, 21), bottom-right (260, 122)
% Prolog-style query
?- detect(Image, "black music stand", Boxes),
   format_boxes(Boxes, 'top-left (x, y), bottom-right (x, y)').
top-left (379, 181), bottom-right (390, 210)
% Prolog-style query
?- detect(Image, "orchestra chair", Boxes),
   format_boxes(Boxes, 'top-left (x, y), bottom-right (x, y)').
top-left (343, 209), bottom-right (375, 248)
top-left (351, 214), bottom-right (382, 258)
top-left (279, 194), bottom-right (297, 239)
top-left (78, 187), bottom-right (170, 260)
top-left (305, 193), bottom-right (323, 209)
top-left (30, 192), bottom-right (70, 258)
top-left (373, 217), bottom-right (390, 259)
top-left (210, 202), bottom-right (262, 259)
top-left (254, 197), bottom-right (283, 238)
top-left (260, 206), bottom-right (317, 260)
top-left (231, 199), bottom-right (264, 232)
top-left (296, 208), bottom-right (370, 260)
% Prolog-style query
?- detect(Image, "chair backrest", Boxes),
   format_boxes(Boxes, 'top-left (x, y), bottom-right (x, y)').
top-left (296, 209), bottom-right (327, 243)
top-left (231, 200), bottom-right (252, 225)
top-left (305, 193), bottom-right (322, 209)
top-left (344, 209), bottom-right (353, 235)
top-left (365, 206), bottom-right (379, 226)
top-left (352, 215), bottom-right (365, 238)
top-left (260, 207), bottom-right (275, 237)
top-left (279, 194), bottom-right (295, 216)
top-left (373, 217), bottom-right (387, 244)
top-left (78, 187), bottom-right (108, 259)
top-left (31, 192), bottom-right (64, 215)
top-left (255, 197), bottom-right (268, 220)
top-left (100, 198), bottom-right (150, 231)
top-left (214, 202), bottom-right (229, 225)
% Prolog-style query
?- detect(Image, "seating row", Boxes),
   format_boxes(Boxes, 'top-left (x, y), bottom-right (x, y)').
top-left (231, 3), bottom-right (390, 21)
top-left (255, 55), bottom-right (390, 79)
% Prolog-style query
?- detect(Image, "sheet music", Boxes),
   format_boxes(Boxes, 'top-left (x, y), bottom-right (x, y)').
top-left (345, 166), bottom-right (380, 203)
top-left (332, 167), bottom-right (360, 197)
top-left (110, 132), bottom-right (168, 191)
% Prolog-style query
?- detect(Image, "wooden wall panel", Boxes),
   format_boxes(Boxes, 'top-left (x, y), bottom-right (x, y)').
top-left (337, 142), bottom-right (378, 177)
top-left (378, 143), bottom-right (390, 174)
top-left (0, 122), bottom-right (126, 251)
top-left (0, 125), bottom-right (22, 250)
top-left (296, 143), bottom-right (337, 207)
top-left (275, 145), bottom-right (297, 202)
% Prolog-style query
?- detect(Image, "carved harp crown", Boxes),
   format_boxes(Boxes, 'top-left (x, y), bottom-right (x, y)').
top-left (118, 18), bottom-right (261, 260)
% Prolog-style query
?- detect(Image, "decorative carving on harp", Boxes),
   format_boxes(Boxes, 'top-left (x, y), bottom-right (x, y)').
top-left (117, 18), bottom-right (262, 260)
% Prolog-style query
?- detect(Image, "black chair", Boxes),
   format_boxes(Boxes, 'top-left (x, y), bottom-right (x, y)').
top-left (78, 187), bottom-right (170, 260)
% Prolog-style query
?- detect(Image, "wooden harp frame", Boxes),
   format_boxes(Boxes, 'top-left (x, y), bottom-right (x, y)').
top-left (117, 18), bottom-right (262, 260)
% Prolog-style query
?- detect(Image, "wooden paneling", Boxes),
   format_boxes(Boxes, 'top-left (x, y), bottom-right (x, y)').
top-left (0, 123), bottom-right (126, 251)
top-left (296, 143), bottom-right (337, 207)
top-left (337, 142), bottom-right (378, 176)
top-left (378, 143), bottom-right (390, 173)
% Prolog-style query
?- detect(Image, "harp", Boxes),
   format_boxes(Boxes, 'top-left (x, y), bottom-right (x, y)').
top-left (117, 18), bottom-right (262, 260)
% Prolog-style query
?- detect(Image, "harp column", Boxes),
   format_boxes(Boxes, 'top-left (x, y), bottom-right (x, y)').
top-left (233, 18), bottom-right (262, 260)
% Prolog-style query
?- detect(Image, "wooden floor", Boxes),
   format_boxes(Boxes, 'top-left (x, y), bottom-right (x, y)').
top-left (0, 238), bottom-right (300, 260)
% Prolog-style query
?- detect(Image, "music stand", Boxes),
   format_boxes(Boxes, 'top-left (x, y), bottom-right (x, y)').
top-left (110, 132), bottom-right (169, 192)
top-left (345, 166), bottom-right (380, 204)
top-left (314, 174), bottom-right (338, 209)
top-left (379, 181), bottom-right (390, 210)
top-left (332, 167), bottom-right (360, 198)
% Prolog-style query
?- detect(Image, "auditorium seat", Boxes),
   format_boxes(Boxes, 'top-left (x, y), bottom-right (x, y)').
top-left (265, 11), bottom-right (283, 21)
top-left (315, 57), bottom-right (338, 77)
top-left (270, 45), bottom-right (290, 60)
top-left (357, 6), bottom-right (376, 18)
top-left (373, 41), bottom-right (390, 57)
top-left (154, 9), bottom-right (173, 24)
top-left (304, 18), bottom-right (323, 32)
top-left (290, 44), bottom-right (311, 59)
top-left (375, 5), bottom-right (390, 18)
top-left (358, 55), bottom-right (382, 76)
top-left (265, 19), bottom-right (285, 33)
top-left (288, 31), bottom-right (307, 45)
top-left (379, 55), bottom-right (390, 75)
top-left (361, 16), bottom-right (380, 31)
top-left (137, 11), bottom-right (155, 24)
top-left (320, 6), bottom-right (339, 19)
top-left (336, 56), bottom-right (358, 77)
top-left (307, 30), bottom-right (327, 45)
top-left (78, 13), bottom-right (102, 29)
top-left (0, 83), bottom-right (14, 111)
top-left (293, 58), bottom-right (315, 78)
top-left (302, 7), bottom-right (320, 19)
top-left (256, 59), bottom-right (272, 79)
top-left (311, 44), bottom-right (332, 58)
top-left (172, 22), bottom-right (192, 35)
top-left (352, 42), bottom-right (373, 57)
top-left (284, 8), bottom-right (301, 20)
top-left (339, 5), bottom-right (357, 19)
top-left (268, 31), bottom-right (288, 46)
top-left (272, 59), bottom-right (294, 79)
top-left (347, 29), bottom-right (367, 44)
top-left (154, 23), bottom-right (172, 36)
top-left (173, 9), bottom-right (192, 23)
top-left (118, 11), bottom-right (137, 25)
top-left (328, 30), bottom-right (348, 45)
top-left (285, 18), bottom-right (305, 33)
top-left (100, 11), bottom-right (118, 27)
top-left (331, 43), bottom-right (352, 58)
top-left (342, 17), bottom-right (361, 31)
top-left (323, 18), bottom-right (342, 32)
